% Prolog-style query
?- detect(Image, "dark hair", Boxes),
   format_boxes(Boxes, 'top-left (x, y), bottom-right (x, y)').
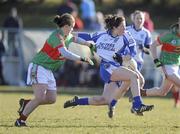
top-left (104, 15), bottom-right (125, 30)
top-left (53, 13), bottom-right (74, 28)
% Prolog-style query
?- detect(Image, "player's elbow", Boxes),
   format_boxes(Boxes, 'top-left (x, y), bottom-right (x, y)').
top-left (47, 98), bottom-right (56, 104)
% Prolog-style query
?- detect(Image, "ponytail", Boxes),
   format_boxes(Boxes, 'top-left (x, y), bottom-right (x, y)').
top-left (53, 13), bottom-right (74, 28)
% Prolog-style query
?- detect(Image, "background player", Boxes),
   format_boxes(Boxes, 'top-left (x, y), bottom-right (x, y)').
top-left (140, 17), bottom-right (180, 108)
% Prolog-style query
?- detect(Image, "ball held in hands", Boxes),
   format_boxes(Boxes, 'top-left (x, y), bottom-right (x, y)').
top-left (123, 58), bottom-right (137, 71)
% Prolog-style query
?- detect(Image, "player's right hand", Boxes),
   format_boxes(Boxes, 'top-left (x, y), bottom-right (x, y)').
top-left (80, 57), bottom-right (94, 66)
top-left (113, 53), bottom-right (123, 64)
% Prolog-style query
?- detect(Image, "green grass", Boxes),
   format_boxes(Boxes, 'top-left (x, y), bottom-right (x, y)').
top-left (0, 86), bottom-right (180, 134)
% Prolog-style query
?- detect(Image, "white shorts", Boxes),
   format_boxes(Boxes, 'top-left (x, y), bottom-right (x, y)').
top-left (26, 63), bottom-right (56, 90)
top-left (163, 65), bottom-right (180, 76)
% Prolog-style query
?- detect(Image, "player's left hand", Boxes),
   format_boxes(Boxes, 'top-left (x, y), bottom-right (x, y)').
top-left (89, 43), bottom-right (96, 56)
top-left (142, 48), bottom-right (150, 55)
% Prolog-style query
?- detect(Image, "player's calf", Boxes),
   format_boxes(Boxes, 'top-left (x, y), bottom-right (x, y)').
top-left (18, 98), bottom-right (30, 116)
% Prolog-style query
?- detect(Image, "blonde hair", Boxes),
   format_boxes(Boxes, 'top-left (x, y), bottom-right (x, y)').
top-left (132, 10), bottom-right (145, 21)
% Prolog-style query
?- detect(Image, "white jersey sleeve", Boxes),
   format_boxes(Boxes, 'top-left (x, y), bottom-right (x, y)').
top-left (126, 25), bottom-right (152, 63)
top-left (121, 31), bottom-right (137, 57)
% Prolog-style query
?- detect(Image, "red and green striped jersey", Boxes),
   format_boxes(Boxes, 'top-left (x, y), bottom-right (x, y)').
top-left (32, 29), bottom-right (74, 71)
top-left (157, 32), bottom-right (180, 65)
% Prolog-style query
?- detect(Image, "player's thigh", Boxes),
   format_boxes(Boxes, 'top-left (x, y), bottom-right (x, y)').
top-left (46, 90), bottom-right (57, 99)
top-left (171, 85), bottom-right (179, 92)
top-left (163, 65), bottom-right (180, 87)
top-left (111, 66), bottom-right (138, 81)
top-left (168, 74), bottom-right (180, 87)
top-left (118, 81), bottom-right (130, 92)
top-left (135, 70), bottom-right (144, 85)
top-left (160, 78), bottom-right (173, 93)
top-left (32, 84), bottom-right (48, 99)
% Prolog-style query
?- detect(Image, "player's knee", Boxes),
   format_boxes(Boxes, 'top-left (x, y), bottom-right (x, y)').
top-left (161, 92), bottom-right (168, 96)
top-left (35, 97), bottom-right (45, 104)
top-left (101, 97), bottom-right (108, 104)
top-left (96, 97), bottom-right (107, 104)
top-left (124, 87), bottom-right (129, 92)
top-left (47, 97), bottom-right (56, 104)
top-left (141, 77), bottom-right (145, 86)
top-left (159, 90), bottom-right (168, 96)
top-left (131, 72), bottom-right (139, 80)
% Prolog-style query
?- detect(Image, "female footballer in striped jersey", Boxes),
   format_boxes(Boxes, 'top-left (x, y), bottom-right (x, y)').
top-left (141, 17), bottom-right (180, 108)
top-left (15, 13), bottom-right (95, 127)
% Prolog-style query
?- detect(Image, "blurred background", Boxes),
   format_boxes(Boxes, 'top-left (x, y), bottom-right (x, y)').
top-left (0, 0), bottom-right (179, 88)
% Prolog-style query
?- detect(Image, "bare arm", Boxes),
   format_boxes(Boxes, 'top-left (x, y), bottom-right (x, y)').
top-left (150, 40), bottom-right (161, 60)
top-left (72, 35), bottom-right (96, 55)
top-left (73, 36), bottom-right (91, 47)
top-left (59, 47), bottom-right (94, 65)
top-left (59, 47), bottom-right (81, 61)
top-left (150, 40), bottom-right (163, 67)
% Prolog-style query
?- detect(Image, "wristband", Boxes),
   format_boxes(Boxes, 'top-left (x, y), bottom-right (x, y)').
top-left (154, 59), bottom-right (162, 67)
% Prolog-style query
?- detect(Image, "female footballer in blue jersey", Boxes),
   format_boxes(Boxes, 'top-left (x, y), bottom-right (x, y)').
top-left (64, 15), bottom-right (154, 117)
top-left (126, 10), bottom-right (153, 102)
top-left (107, 11), bottom-right (153, 116)
top-left (127, 10), bottom-right (152, 71)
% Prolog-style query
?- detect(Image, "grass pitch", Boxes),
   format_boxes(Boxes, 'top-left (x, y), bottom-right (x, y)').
top-left (0, 86), bottom-right (180, 134)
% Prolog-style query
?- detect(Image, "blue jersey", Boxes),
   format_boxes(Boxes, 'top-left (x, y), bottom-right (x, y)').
top-left (126, 25), bottom-right (152, 69)
top-left (78, 30), bottom-right (136, 61)
top-left (78, 30), bottom-right (137, 83)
